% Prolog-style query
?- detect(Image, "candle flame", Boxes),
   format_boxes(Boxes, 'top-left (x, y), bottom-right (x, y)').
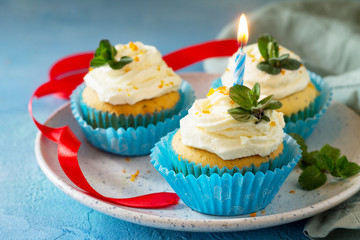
top-left (237, 14), bottom-right (248, 48)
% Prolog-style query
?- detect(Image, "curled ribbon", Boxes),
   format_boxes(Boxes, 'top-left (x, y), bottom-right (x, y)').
top-left (29, 39), bottom-right (238, 208)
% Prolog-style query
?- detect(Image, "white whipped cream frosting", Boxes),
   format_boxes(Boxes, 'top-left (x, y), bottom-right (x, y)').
top-left (180, 87), bottom-right (285, 160)
top-left (221, 43), bottom-right (310, 99)
top-left (84, 41), bottom-right (181, 105)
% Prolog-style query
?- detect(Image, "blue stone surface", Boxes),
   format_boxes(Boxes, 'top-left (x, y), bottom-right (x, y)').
top-left (1, 0), bottom-right (310, 239)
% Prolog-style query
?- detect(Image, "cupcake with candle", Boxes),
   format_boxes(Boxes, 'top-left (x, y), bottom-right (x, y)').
top-left (70, 40), bottom-right (195, 156)
top-left (151, 83), bottom-right (301, 216)
top-left (213, 34), bottom-right (332, 139)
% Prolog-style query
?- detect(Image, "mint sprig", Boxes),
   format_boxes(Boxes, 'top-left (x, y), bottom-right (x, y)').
top-left (257, 34), bottom-right (301, 75)
top-left (290, 133), bottom-right (360, 191)
top-left (90, 39), bottom-right (133, 70)
top-left (228, 83), bottom-right (282, 123)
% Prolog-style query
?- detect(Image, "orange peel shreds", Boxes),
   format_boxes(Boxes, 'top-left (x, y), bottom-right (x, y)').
top-left (230, 100), bottom-right (235, 104)
top-left (129, 41), bottom-right (138, 51)
top-left (178, 155), bottom-right (181, 161)
top-left (251, 58), bottom-right (256, 62)
top-left (170, 81), bottom-right (174, 85)
top-left (308, 83), bottom-right (315, 89)
top-left (134, 56), bottom-right (139, 62)
top-left (289, 190), bottom-right (296, 194)
top-left (281, 69), bottom-right (286, 75)
top-left (158, 80), bottom-right (164, 88)
top-left (299, 70), bottom-right (303, 74)
top-left (122, 169), bottom-right (126, 173)
top-left (225, 68), bottom-right (230, 72)
top-left (202, 110), bottom-right (210, 114)
top-left (125, 158), bottom-right (130, 161)
top-left (250, 212), bottom-right (257, 217)
top-left (124, 68), bottom-right (131, 73)
top-left (157, 65), bottom-right (161, 71)
top-left (88, 67), bottom-right (93, 72)
top-left (217, 86), bottom-right (229, 95)
top-left (118, 88), bottom-right (122, 92)
top-left (133, 86), bottom-right (138, 90)
top-left (130, 170), bottom-right (140, 181)
top-left (207, 88), bottom-right (215, 97)
top-left (270, 121), bottom-right (276, 127)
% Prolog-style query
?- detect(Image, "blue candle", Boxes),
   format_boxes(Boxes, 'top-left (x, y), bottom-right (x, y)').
top-left (233, 14), bottom-right (248, 86)
top-left (233, 50), bottom-right (246, 85)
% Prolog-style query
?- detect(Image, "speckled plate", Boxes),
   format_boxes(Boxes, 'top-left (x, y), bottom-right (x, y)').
top-left (35, 73), bottom-right (360, 232)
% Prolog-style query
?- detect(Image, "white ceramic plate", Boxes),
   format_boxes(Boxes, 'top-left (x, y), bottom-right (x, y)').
top-left (35, 73), bottom-right (360, 232)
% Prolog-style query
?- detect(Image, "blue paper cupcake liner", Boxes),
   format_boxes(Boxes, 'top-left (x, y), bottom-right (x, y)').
top-left (164, 130), bottom-right (292, 178)
top-left (210, 71), bottom-right (332, 139)
top-left (150, 131), bottom-right (301, 216)
top-left (80, 89), bottom-right (183, 129)
top-left (70, 81), bottom-right (195, 156)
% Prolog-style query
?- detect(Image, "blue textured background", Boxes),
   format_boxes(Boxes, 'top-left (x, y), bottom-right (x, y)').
top-left (1, 0), bottom-right (312, 239)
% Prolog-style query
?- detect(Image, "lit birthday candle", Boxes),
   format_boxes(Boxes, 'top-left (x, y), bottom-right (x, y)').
top-left (233, 14), bottom-right (249, 85)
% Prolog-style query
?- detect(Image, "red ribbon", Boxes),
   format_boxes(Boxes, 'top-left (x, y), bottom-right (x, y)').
top-left (29, 39), bottom-right (238, 208)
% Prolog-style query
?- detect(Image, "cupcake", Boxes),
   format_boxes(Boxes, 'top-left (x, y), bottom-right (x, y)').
top-left (213, 34), bottom-right (332, 139)
top-left (70, 40), bottom-right (195, 156)
top-left (151, 84), bottom-right (301, 215)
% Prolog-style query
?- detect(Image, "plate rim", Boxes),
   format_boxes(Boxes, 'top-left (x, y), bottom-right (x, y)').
top-left (34, 75), bottom-right (360, 232)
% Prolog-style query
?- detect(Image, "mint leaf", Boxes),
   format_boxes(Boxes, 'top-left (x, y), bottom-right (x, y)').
top-left (261, 115), bottom-right (270, 122)
top-left (90, 39), bottom-right (133, 70)
top-left (289, 133), bottom-right (308, 154)
top-left (256, 34), bottom-right (301, 74)
top-left (228, 107), bottom-right (253, 121)
top-left (299, 165), bottom-right (327, 191)
top-left (264, 100), bottom-right (282, 110)
top-left (257, 62), bottom-right (281, 75)
top-left (315, 153), bottom-right (333, 171)
top-left (229, 85), bottom-right (253, 109)
top-left (340, 161), bottom-right (360, 178)
top-left (280, 58), bottom-right (301, 70)
top-left (109, 56), bottom-right (133, 69)
top-left (257, 35), bottom-right (273, 61)
top-left (251, 83), bottom-right (260, 103)
top-left (320, 144), bottom-right (340, 161)
top-left (228, 83), bottom-right (281, 123)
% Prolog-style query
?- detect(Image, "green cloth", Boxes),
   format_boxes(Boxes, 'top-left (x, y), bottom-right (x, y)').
top-left (210, 0), bottom-right (360, 115)
top-left (207, 1), bottom-right (360, 239)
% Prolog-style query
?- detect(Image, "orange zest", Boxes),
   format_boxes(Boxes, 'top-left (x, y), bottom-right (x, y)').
top-left (130, 170), bottom-right (140, 181)
top-left (129, 41), bottom-right (138, 51)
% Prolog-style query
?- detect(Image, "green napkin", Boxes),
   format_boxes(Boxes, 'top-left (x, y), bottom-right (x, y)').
top-left (204, 0), bottom-right (360, 115)
top-left (204, 1), bottom-right (360, 239)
